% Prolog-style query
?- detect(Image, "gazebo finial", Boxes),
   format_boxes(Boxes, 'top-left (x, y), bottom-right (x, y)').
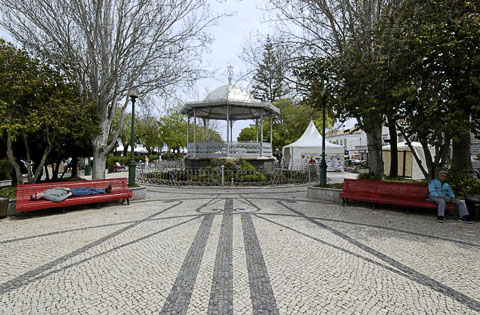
top-left (227, 65), bottom-right (233, 85)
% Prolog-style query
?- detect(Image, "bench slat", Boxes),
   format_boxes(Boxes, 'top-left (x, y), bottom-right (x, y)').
top-left (16, 178), bottom-right (132, 212)
top-left (340, 179), bottom-right (454, 211)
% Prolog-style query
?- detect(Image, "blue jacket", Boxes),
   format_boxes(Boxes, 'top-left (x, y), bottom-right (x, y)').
top-left (428, 179), bottom-right (454, 198)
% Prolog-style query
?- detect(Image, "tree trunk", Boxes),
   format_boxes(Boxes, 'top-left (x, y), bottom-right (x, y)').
top-left (92, 144), bottom-right (107, 179)
top-left (52, 160), bottom-right (61, 180)
top-left (123, 144), bottom-right (129, 157)
top-left (365, 119), bottom-right (384, 180)
top-left (9, 163), bottom-right (17, 186)
top-left (450, 133), bottom-right (475, 178)
top-left (71, 156), bottom-right (78, 178)
top-left (6, 132), bottom-right (24, 184)
top-left (388, 122), bottom-right (398, 177)
top-left (92, 118), bottom-right (112, 179)
top-left (44, 165), bottom-right (50, 181)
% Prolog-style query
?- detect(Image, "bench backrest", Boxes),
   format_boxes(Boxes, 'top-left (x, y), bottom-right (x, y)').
top-left (342, 179), bottom-right (429, 200)
top-left (17, 178), bottom-right (129, 205)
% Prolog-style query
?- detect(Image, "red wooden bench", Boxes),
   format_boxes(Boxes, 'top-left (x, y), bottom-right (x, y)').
top-left (339, 179), bottom-right (454, 211)
top-left (16, 178), bottom-right (133, 212)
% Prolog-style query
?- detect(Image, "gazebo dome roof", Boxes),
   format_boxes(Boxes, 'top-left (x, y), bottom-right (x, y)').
top-left (181, 84), bottom-right (280, 120)
top-left (204, 84), bottom-right (255, 103)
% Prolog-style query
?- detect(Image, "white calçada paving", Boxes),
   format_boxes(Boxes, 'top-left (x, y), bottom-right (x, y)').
top-left (0, 184), bottom-right (479, 314)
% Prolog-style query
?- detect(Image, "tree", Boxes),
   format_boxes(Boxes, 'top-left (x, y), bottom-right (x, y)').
top-left (0, 0), bottom-right (219, 179)
top-left (0, 39), bottom-right (98, 183)
top-left (137, 115), bottom-right (162, 155)
top-left (250, 36), bottom-right (289, 103)
top-left (111, 109), bottom-right (132, 157)
top-left (387, 0), bottom-right (480, 180)
top-left (159, 108), bottom-right (221, 156)
top-left (238, 99), bottom-right (333, 151)
top-left (266, 0), bottom-right (402, 179)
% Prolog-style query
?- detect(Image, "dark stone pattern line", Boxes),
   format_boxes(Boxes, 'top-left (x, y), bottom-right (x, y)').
top-left (0, 201), bottom-right (184, 295)
top-left (0, 213), bottom-right (201, 245)
top-left (241, 213), bottom-right (279, 315)
top-left (277, 200), bottom-right (480, 313)
top-left (208, 199), bottom-right (234, 315)
top-left (160, 214), bottom-right (215, 315)
top-left (257, 212), bottom-right (480, 248)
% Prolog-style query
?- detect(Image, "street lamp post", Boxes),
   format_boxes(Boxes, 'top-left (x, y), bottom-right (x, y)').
top-left (319, 86), bottom-right (327, 186)
top-left (128, 87), bottom-right (139, 186)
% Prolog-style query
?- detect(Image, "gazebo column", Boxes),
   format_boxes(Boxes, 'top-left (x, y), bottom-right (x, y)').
top-left (256, 119), bottom-right (258, 142)
top-left (260, 109), bottom-right (264, 157)
top-left (193, 109), bottom-right (197, 157)
top-left (226, 106), bottom-right (230, 156)
top-left (187, 115), bottom-right (190, 156)
top-left (203, 118), bottom-right (207, 141)
top-left (270, 114), bottom-right (273, 157)
top-left (230, 120), bottom-right (233, 143)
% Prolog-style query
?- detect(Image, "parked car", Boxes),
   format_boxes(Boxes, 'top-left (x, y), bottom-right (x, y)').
top-left (351, 159), bottom-right (366, 166)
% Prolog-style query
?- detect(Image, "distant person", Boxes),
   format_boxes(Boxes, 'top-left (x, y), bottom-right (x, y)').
top-left (428, 170), bottom-right (472, 223)
top-left (30, 185), bottom-right (112, 202)
top-left (145, 156), bottom-right (149, 168)
top-left (115, 161), bottom-right (127, 172)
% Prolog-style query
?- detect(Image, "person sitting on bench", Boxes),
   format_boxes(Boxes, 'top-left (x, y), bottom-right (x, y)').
top-left (428, 170), bottom-right (472, 223)
top-left (30, 185), bottom-right (113, 202)
top-left (114, 161), bottom-right (127, 172)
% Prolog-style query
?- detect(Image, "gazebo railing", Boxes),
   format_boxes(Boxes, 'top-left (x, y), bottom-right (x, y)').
top-left (187, 141), bottom-right (272, 158)
top-left (137, 164), bottom-right (318, 186)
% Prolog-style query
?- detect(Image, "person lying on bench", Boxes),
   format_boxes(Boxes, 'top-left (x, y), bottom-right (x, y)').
top-left (428, 170), bottom-right (472, 224)
top-left (30, 185), bottom-right (113, 202)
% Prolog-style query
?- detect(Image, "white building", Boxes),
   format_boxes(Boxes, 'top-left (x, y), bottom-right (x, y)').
top-left (326, 126), bottom-right (400, 160)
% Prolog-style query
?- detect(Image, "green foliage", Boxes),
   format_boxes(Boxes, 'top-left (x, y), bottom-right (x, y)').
top-left (314, 183), bottom-right (343, 189)
top-left (237, 99), bottom-right (333, 151)
top-left (447, 174), bottom-right (480, 199)
top-left (383, 0), bottom-right (480, 179)
top-left (358, 173), bottom-right (382, 181)
top-left (0, 39), bottom-right (99, 183)
top-left (251, 36), bottom-right (288, 102)
top-left (0, 158), bottom-right (10, 180)
top-left (0, 186), bottom-right (16, 199)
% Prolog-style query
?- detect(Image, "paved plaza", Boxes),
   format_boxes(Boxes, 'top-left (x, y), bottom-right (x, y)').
top-left (0, 184), bottom-right (479, 314)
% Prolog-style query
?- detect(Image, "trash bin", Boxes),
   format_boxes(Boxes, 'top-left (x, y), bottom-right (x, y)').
top-left (0, 198), bottom-right (8, 218)
top-left (465, 194), bottom-right (480, 221)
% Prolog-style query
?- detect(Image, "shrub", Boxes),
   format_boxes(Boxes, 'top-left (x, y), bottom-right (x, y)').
top-left (0, 186), bottom-right (16, 199)
top-left (358, 173), bottom-right (381, 180)
top-left (447, 174), bottom-right (480, 199)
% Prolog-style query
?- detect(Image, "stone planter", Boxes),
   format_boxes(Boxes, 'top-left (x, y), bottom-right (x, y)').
top-left (8, 199), bottom-right (17, 216)
top-left (357, 168), bottom-right (369, 174)
top-left (307, 186), bottom-right (342, 204)
top-left (129, 186), bottom-right (146, 200)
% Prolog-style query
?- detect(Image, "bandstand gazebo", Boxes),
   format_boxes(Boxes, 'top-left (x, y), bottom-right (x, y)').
top-left (180, 83), bottom-right (280, 170)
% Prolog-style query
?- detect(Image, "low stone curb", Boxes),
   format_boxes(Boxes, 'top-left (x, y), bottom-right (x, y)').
top-left (307, 186), bottom-right (342, 204)
top-left (130, 186), bottom-right (146, 200)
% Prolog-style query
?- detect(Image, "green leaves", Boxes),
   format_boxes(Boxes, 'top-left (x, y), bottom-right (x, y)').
top-left (0, 38), bottom-right (99, 182)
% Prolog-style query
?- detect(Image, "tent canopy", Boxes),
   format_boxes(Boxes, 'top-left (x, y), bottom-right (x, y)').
top-left (282, 121), bottom-right (344, 170)
top-left (283, 121), bottom-right (343, 149)
top-left (382, 141), bottom-right (431, 179)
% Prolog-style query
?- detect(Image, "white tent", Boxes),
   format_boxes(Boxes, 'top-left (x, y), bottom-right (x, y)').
top-left (382, 141), bottom-right (433, 179)
top-left (282, 121), bottom-right (344, 171)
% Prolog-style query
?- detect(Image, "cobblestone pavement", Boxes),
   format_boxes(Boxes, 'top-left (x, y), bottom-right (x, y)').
top-left (0, 184), bottom-right (479, 314)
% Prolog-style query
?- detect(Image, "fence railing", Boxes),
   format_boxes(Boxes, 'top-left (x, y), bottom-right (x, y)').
top-left (187, 141), bottom-right (272, 158)
top-left (137, 164), bottom-right (319, 186)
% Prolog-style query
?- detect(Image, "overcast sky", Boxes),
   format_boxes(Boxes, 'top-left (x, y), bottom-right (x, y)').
top-left (191, 0), bottom-right (274, 139)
